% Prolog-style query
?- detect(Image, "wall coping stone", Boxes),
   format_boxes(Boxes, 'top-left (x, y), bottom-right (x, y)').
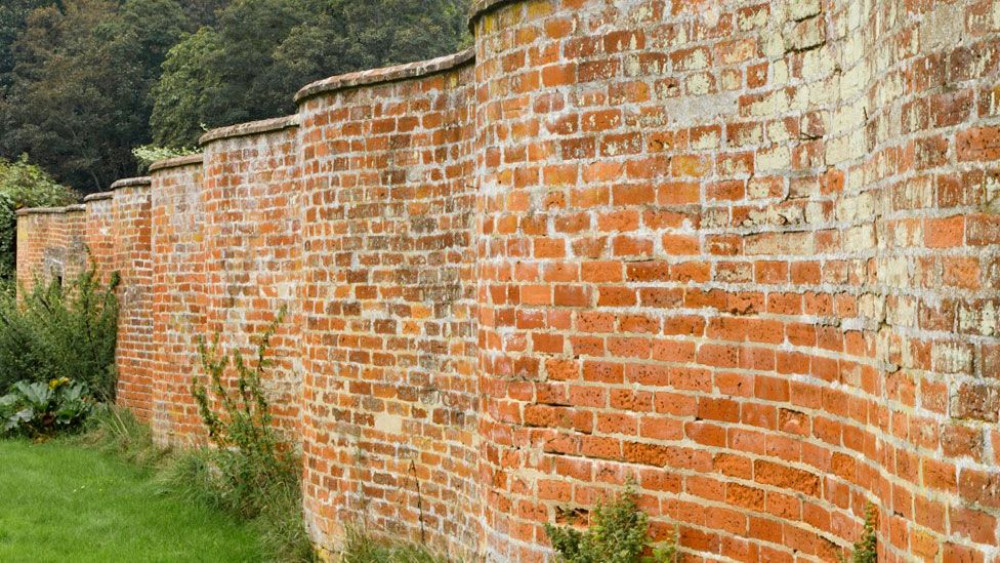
top-left (110, 177), bottom-right (153, 190)
top-left (17, 206), bottom-right (66, 216)
top-left (200, 115), bottom-right (300, 146)
top-left (294, 48), bottom-right (475, 104)
top-left (469, 0), bottom-right (522, 30)
top-left (84, 191), bottom-right (114, 203)
top-left (65, 204), bottom-right (86, 213)
top-left (148, 154), bottom-right (204, 174)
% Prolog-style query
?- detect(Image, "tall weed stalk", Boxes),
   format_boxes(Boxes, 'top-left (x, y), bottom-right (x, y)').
top-left (185, 309), bottom-right (315, 562)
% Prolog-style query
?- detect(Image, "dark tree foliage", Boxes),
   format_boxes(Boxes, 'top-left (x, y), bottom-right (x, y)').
top-left (0, 0), bottom-right (61, 91)
top-left (151, 0), bottom-right (471, 147)
top-left (178, 0), bottom-right (228, 28)
top-left (0, 0), bottom-right (470, 190)
top-left (0, 0), bottom-right (195, 192)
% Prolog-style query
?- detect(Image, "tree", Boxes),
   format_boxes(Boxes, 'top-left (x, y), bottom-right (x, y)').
top-left (0, 0), bottom-right (468, 189)
top-left (151, 0), bottom-right (471, 147)
top-left (0, 0), bottom-right (61, 91)
top-left (0, 0), bottom-right (195, 192)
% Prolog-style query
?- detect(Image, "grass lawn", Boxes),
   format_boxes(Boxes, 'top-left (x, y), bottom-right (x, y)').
top-left (0, 439), bottom-right (263, 562)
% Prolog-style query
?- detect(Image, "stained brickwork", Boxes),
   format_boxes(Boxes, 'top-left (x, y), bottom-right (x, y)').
top-left (149, 157), bottom-right (206, 442)
top-left (202, 120), bottom-right (302, 438)
top-left (297, 57), bottom-right (480, 557)
top-left (111, 178), bottom-right (154, 420)
top-left (84, 192), bottom-right (115, 282)
top-left (15, 1), bottom-right (1000, 561)
top-left (16, 208), bottom-right (65, 292)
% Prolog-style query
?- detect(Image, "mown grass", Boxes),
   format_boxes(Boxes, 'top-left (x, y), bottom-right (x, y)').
top-left (0, 439), bottom-right (263, 562)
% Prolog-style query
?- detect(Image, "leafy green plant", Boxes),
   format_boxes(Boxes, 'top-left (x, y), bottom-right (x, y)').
top-left (545, 479), bottom-right (677, 563)
top-left (846, 504), bottom-right (878, 563)
top-left (0, 267), bottom-right (119, 399)
top-left (131, 145), bottom-right (201, 173)
top-left (191, 310), bottom-right (296, 516)
top-left (0, 378), bottom-right (92, 437)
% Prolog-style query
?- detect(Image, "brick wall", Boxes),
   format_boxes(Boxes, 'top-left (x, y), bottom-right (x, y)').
top-left (471, 0), bottom-right (1000, 561)
top-left (16, 208), bottom-right (65, 292)
top-left (15, 0), bottom-right (1000, 560)
top-left (297, 52), bottom-right (480, 557)
top-left (201, 118), bottom-right (303, 438)
top-left (111, 178), bottom-right (155, 419)
top-left (148, 157), bottom-right (205, 442)
top-left (84, 192), bottom-right (115, 281)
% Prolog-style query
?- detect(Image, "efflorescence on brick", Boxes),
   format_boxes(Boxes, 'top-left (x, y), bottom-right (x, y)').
top-left (14, 0), bottom-right (1000, 561)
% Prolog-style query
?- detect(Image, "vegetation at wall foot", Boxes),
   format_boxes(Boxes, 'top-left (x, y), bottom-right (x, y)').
top-left (339, 526), bottom-right (447, 563)
top-left (0, 267), bottom-right (119, 400)
top-left (75, 404), bottom-right (167, 468)
top-left (0, 267), bottom-right (118, 438)
top-left (1, 378), bottom-right (92, 437)
top-left (186, 308), bottom-right (317, 562)
top-left (545, 479), bottom-right (677, 563)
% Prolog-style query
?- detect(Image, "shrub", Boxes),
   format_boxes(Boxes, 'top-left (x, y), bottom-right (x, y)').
top-left (0, 268), bottom-right (119, 399)
top-left (131, 145), bottom-right (201, 174)
top-left (0, 378), bottom-right (92, 437)
top-left (545, 479), bottom-right (677, 563)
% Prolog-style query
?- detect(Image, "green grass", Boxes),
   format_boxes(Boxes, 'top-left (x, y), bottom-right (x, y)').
top-left (0, 439), bottom-right (263, 562)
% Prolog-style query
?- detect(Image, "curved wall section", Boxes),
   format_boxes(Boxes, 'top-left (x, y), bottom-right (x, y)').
top-left (200, 118), bottom-right (303, 439)
top-left (149, 160), bottom-right (205, 443)
top-left (84, 192), bottom-right (115, 283)
top-left (16, 208), bottom-right (67, 293)
top-left (473, 0), bottom-right (1000, 561)
top-left (112, 178), bottom-right (154, 420)
top-left (297, 56), bottom-right (482, 559)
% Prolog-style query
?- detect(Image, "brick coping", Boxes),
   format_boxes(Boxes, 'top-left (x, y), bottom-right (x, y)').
top-left (294, 48), bottom-right (475, 104)
top-left (16, 206), bottom-right (70, 216)
top-left (199, 115), bottom-right (300, 146)
top-left (110, 177), bottom-right (153, 190)
top-left (83, 191), bottom-right (114, 203)
top-left (148, 154), bottom-right (204, 174)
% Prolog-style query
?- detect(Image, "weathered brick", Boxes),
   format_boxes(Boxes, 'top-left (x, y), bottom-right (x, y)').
top-left (14, 1), bottom-right (1000, 561)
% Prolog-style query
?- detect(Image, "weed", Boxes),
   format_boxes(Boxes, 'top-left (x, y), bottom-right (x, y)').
top-left (189, 309), bottom-right (316, 561)
top-left (339, 526), bottom-right (445, 563)
top-left (545, 479), bottom-right (677, 563)
top-left (77, 405), bottom-right (167, 469)
top-left (847, 504), bottom-right (878, 563)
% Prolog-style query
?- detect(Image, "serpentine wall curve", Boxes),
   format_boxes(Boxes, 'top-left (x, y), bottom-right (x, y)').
top-left (17, 1), bottom-right (1000, 560)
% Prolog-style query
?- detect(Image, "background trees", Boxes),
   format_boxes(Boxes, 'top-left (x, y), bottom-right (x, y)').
top-left (0, 0), bottom-right (470, 193)
top-left (151, 0), bottom-right (470, 148)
